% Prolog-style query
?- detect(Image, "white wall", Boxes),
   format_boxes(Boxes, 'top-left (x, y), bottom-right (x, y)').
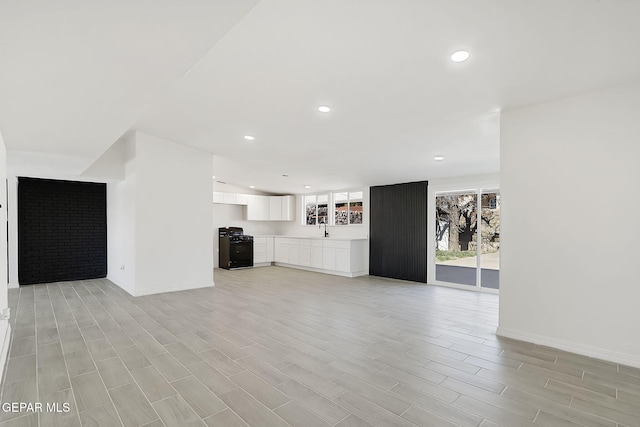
top-left (82, 136), bottom-right (127, 182)
top-left (0, 128), bottom-right (10, 381)
top-left (134, 133), bottom-right (213, 295)
top-left (7, 176), bottom-right (18, 288)
top-left (106, 135), bottom-right (137, 294)
top-left (499, 81), bottom-right (640, 367)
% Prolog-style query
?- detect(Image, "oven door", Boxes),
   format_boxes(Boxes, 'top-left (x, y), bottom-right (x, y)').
top-left (229, 241), bottom-right (254, 268)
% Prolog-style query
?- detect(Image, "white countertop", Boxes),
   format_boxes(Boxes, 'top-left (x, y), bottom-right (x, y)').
top-left (254, 235), bottom-right (367, 241)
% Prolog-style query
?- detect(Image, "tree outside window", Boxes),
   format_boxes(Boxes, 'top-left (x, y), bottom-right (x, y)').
top-left (305, 194), bottom-right (328, 225)
top-left (334, 191), bottom-right (363, 225)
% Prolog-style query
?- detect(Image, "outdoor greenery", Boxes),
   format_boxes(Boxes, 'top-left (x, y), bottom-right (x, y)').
top-left (436, 250), bottom-right (476, 262)
top-left (436, 193), bottom-right (500, 253)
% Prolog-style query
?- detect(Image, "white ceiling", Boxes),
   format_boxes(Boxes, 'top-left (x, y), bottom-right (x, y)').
top-left (2, 0), bottom-right (640, 194)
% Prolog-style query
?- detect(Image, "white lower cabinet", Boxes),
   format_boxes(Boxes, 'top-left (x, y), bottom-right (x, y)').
top-left (335, 248), bottom-right (350, 273)
top-left (288, 239), bottom-right (300, 265)
top-left (254, 237), bottom-right (275, 265)
top-left (274, 238), bottom-right (288, 263)
top-left (310, 241), bottom-right (323, 268)
top-left (322, 241), bottom-right (336, 271)
top-left (266, 237), bottom-right (274, 262)
top-left (254, 238), bottom-right (267, 264)
top-left (273, 237), bottom-right (366, 277)
top-left (299, 239), bottom-right (311, 267)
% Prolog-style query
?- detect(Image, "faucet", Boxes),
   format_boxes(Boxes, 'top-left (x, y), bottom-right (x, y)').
top-left (320, 221), bottom-right (329, 238)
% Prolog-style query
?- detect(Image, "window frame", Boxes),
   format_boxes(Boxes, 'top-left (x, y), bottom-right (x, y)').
top-left (303, 193), bottom-right (330, 226)
top-left (302, 189), bottom-right (365, 226)
top-left (426, 174), bottom-right (500, 294)
top-left (332, 190), bottom-right (364, 226)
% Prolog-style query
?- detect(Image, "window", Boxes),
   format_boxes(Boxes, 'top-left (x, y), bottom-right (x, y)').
top-left (304, 190), bottom-right (365, 226)
top-left (333, 191), bottom-right (363, 225)
top-left (304, 194), bottom-right (329, 225)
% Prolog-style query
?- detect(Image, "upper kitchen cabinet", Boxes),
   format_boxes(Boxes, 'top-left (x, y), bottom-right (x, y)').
top-left (246, 194), bottom-right (269, 220)
top-left (269, 196), bottom-right (282, 219)
top-left (280, 195), bottom-right (295, 221)
top-left (212, 191), bottom-right (249, 205)
top-left (247, 195), bottom-right (295, 221)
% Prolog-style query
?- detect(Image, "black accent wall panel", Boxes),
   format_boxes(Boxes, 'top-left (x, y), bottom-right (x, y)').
top-left (18, 178), bottom-right (107, 285)
top-left (369, 181), bottom-right (428, 283)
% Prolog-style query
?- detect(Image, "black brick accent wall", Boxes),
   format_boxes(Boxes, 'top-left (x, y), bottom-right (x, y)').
top-left (370, 181), bottom-right (428, 283)
top-left (18, 177), bottom-right (107, 285)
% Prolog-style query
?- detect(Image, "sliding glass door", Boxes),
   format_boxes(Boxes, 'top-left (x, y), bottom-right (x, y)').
top-left (434, 190), bottom-right (500, 290)
top-left (480, 192), bottom-right (500, 289)
top-left (435, 192), bottom-right (478, 287)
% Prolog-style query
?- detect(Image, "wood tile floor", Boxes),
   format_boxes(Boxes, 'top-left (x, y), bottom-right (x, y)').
top-left (1, 266), bottom-right (639, 426)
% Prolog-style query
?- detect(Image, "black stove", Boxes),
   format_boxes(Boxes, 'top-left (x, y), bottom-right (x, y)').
top-left (228, 235), bottom-right (254, 242)
top-left (219, 227), bottom-right (253, 269)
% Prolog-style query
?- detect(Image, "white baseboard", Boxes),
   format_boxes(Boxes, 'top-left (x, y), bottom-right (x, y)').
top-left (107, 276), bottom-right (214, 297)
top-left (134, 281), bottom-right (214, 297)
top-left (253, 262), bottom-right (273, 268)
top-left (497, 326), bottom-right (640, 369)
top-left (0, 320), bottom-right (11, 384)
top-left (107, 276), bottom-right (136, 296)
top-left (273, 263), bottom-right (367, 278)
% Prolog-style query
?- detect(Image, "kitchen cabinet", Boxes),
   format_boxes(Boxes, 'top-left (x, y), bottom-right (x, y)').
top-left (322, 241), bottom-right (336, 271)
top-left (266, 237), bottom-right (274, 262)
top-left (335, 246), bottom-right (351, 272)
top-left (223, 193), bottom-right (237, 204)
top-left (212, 192), bottom-right (224, 204)
top-left (288, 239), bottom-right (300, 265)
top-left (213, 192), bottom-right (249, 205)
top-left (254, 237), bottom-right (274, 266)
top-left (299, 239), bottom-right (311, 267)
top-left (269, 196), bottom-right (282, 219)
top-left (254, 238), bottom-right (266, 264)
top-left (247, 195), bottom-right (295, 221)
top-left (310, 241), bottom-right (323, 268)
top-left (272, 237), bottom-right (367, 277)
top-left (246, 195), bottom-right (269, 220)
top-left (274, 238), bottom-right (289, 263)
top-left (280, 195), bottom-right (295, 221)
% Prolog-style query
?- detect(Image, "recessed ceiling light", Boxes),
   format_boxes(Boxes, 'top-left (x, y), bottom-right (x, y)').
top-left (450, 50), bottom-right (470, 63)
top-left (304, 185), bottom-right (311, 189)
top-left (249, 185), bottom-right (255, 189)
top-left (212, 176), bottom-right (216, 179)
top-left (433, 156), bottom-right (445, 161)
top-left (318, 106), bottom-right (331, 113)
top-left (244, 135), bottom-right (255, 141)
